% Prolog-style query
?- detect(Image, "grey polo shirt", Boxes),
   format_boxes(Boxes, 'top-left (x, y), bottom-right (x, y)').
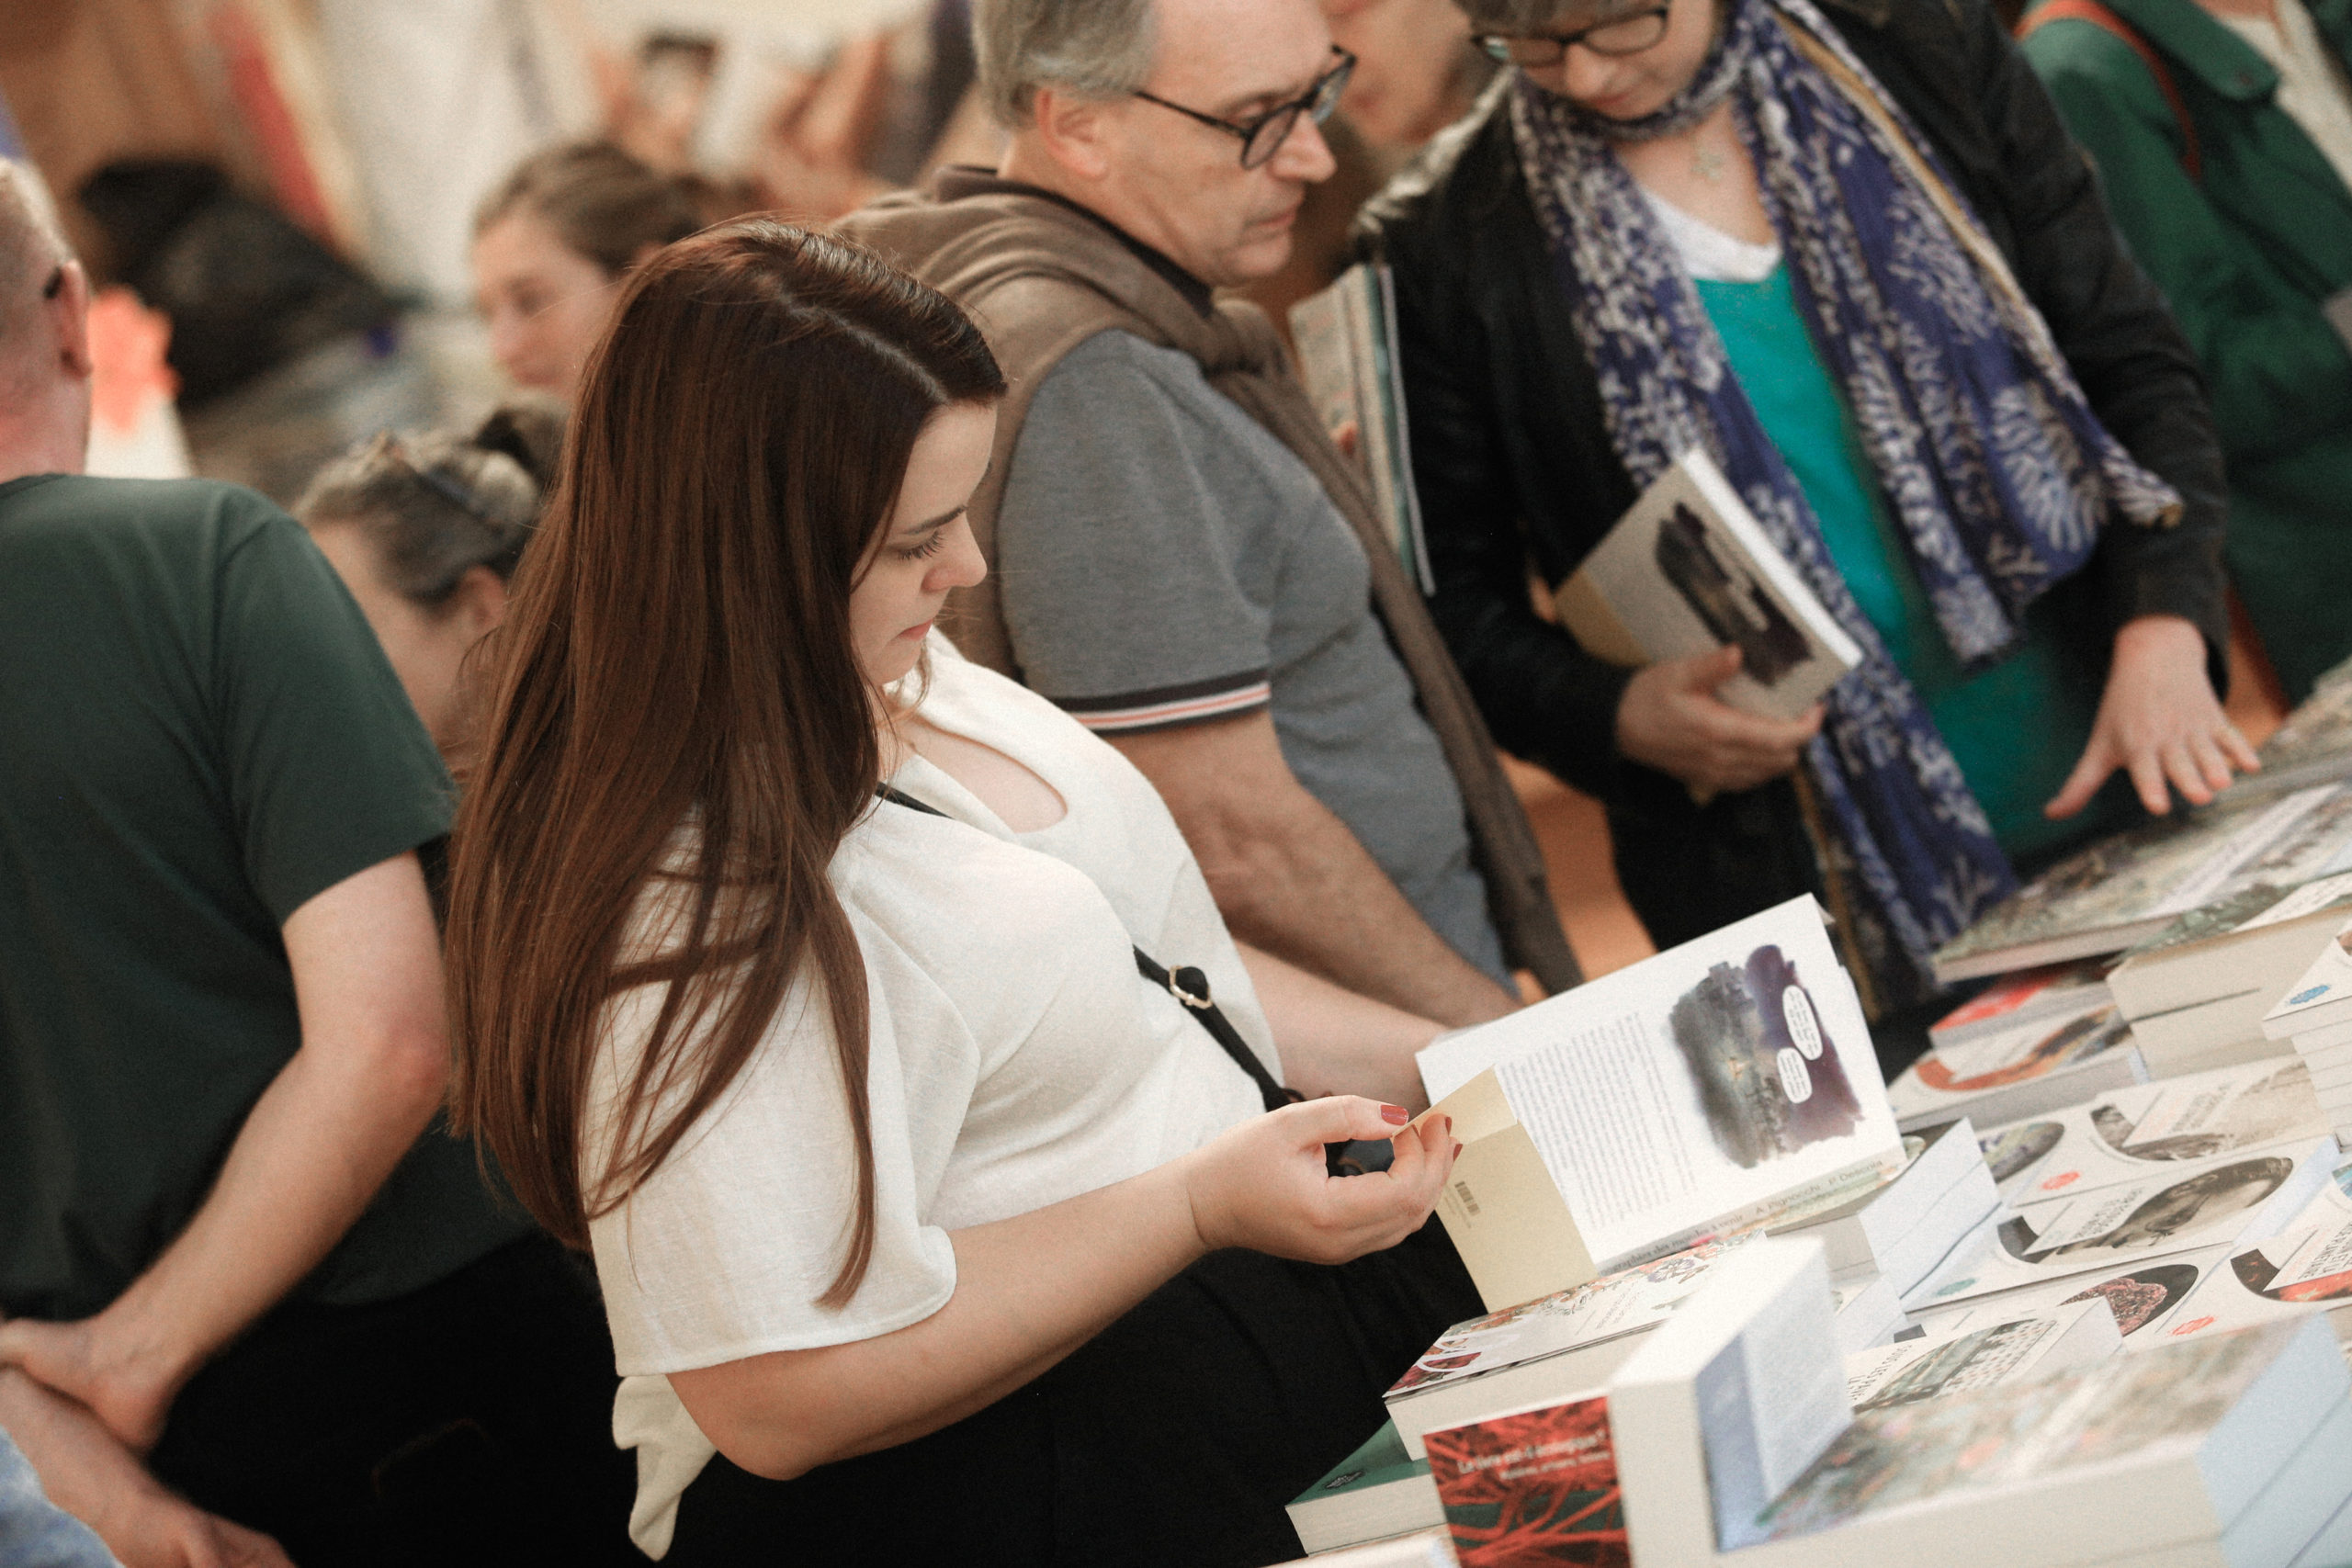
top-left (994, 327), bottom-right (1508, 985)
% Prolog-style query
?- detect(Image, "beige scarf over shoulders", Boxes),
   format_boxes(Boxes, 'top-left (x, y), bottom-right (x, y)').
top-left (836, 182), bottom-right (1578, 994)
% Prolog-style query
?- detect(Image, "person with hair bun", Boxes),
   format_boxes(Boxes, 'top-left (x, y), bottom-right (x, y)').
top-left (470, 142), bottom-right (702, 401)
top-left (298, 403), bottom-right (561, 763)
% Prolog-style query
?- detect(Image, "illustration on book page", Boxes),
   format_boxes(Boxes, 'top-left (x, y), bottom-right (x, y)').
top-left (1667, 944), bottom-right (1863, 1168)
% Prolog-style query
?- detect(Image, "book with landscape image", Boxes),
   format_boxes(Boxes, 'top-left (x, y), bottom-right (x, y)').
top-left (1414, 897), bottom-right (1905, 1312)
top-left (1734, 1318), bottom-right (2352, 1568)
top-left (1840, 1296), bottom-right (2121, 1413)
top-left (1550, 450), bottom-right (1861, 721)
top-left (1934, 781), bottom-right (2352, 984)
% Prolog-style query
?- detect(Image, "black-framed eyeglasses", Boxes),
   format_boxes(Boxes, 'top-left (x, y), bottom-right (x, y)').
top-left (1133, 46), bottom-right (1356, 170)
top-left (1474, 7), bottom-right (1672, 64)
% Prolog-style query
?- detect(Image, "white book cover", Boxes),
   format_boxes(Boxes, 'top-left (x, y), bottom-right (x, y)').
top-left (1905, 1245), bottom-right (2232, 1347)
top-left (2150, 1216), bottom-right (2352, 1352)
top-left (1906, 1135), bottom-right (2343, 1314)
top-left (2267, 910), bottom-right (2352, 1038)
top-left (1415, 897), bottom-right (1904, 1310)
top-left (1842, 1297), bottom-right (2121, 1411)
top-left (1609, 1239), bottom-right (1851, 1561)
top-left (1973, 1057), bottom-right (2324, 1202)
top-left (1553, 449), bottom-right (1862, 721)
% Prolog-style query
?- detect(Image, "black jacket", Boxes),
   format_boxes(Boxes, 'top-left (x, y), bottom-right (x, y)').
top-left (1357, 0), bottom-right (2232, 957)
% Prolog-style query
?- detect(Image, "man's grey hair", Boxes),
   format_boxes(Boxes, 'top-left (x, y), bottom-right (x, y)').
top-left (973, 0), bottom-right (1159, 128)
top-left (0, 161), bottom-right (71, 345)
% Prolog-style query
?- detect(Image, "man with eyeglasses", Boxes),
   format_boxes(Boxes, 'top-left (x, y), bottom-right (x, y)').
top-left (842, 0), bottom-right (1580, 1059)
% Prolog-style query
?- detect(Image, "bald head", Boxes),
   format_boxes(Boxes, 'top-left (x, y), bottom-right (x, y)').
top-left (0, 160), bottom-right (91, 480)
top-left (0, 163), bottom-right (69, 352)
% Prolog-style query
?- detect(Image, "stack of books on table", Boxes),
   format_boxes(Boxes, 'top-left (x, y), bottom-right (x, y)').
top-left (2263, 911), bottom-right (2352, 1152)
top-left (1888, 990), bottom-right (2147, 1134)
top-left (1287, 897), bottom-right (1986, 1558)
top-left (1295, 1241), bottom-right (2352, 1568)
top-left (1931, 778), bottom-right (2352, 1077)
top-left (1618, 1242), bottom-right (2352, 1568)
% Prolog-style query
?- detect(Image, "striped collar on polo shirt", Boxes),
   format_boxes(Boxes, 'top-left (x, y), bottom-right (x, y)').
top-left (1052, 671), bottom-right (1272, 734)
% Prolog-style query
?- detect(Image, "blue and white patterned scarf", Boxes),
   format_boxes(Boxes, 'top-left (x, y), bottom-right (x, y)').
top-left (1509, 0), bottom-right (2182, 1001)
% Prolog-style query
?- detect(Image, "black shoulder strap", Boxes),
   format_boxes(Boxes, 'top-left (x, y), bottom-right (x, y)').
top-left (876, 784), bottom-right (1293, 1114)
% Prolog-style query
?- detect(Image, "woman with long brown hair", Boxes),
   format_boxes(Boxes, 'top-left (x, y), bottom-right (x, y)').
top-left (444, 220), bottom-right (1474, 1566)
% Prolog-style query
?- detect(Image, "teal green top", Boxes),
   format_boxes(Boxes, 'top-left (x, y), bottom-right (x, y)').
top-left (1694, 268), bottom-right (2106, 861)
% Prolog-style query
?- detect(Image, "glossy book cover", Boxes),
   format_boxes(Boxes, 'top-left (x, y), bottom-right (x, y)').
top-left (1425, 1394), bottom-right (1629, 1567)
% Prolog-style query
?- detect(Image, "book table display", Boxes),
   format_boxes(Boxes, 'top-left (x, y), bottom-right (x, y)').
top-left (1272, 667), bottom-right (2352, 1564)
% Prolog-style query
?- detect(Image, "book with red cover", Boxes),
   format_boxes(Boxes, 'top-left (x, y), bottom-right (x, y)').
top-left (1424, 1393), bottom-right (1629, 1567)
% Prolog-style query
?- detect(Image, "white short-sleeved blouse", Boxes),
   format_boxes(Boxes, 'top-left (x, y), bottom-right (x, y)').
top-left (587, 637), bottom-right (1275, 1555)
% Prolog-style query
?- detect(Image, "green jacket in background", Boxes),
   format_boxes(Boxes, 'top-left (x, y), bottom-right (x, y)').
top-left (2022, 0), bottom-right (2352, 699)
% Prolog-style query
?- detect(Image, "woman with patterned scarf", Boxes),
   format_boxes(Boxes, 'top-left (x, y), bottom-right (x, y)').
top-left (1363, 0), bottom-right (2251, 1054)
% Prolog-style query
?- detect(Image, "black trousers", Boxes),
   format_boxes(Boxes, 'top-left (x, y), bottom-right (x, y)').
top-left (146, 1233), bottom-right (639, 1567)
top-left (665, 1220), bottom-right (1483, 1568)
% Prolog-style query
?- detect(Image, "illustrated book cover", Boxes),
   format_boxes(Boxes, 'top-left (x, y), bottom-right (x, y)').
top-left (1415, 897), bottom-right (1904, 1312)
top-left (1551, 449), bottom-right (1862, 722)
top-left (1934, 781), bottom-right (2352, 983)
top-left (1423, 1393), bottom-right (1628, 1568)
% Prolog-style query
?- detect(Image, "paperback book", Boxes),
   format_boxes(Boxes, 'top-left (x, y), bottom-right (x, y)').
top-left (2215, 651), bottom-right (2352, 805)
top-left (1607, 1240), bottom-right (1853, 1562)
top-left (1736, 1318), bottom-right (2352, 1568)
top-left (1934, 781), bottom-right (2352, 984)
top-left (1384, 1239), bottom-right (1758, 1461)
top-left (1766, 1119), bottom-right (1996, 1294)
top-left (1550, 450), bottom-right (1862, 722)
top-left (1905, 1134), bottom-right (2341, 1313)
top-left (1972, 1057), bottom-right (2324, 1201)
top-left (1284, 1421), bottom-right (1442, 1555)
top-left (1905, 1246), bottom-right (2231, 1346)
top-left (1423, 1393), bottom-right (1628, 1567)
top-left (2265, 908), bottom-right (2352, 1039)
top-left (1415, 897), bottom-right (1904, 1311)
top-left (1888, 999), bottom-right (2147, 1134)
top-left (1289, 262), bottom-right (1432, 592)
top-left (1841, 1296), bottom-right (2121, 1411)
top-left (2153, 1216), bottom-right (2352, 1350)
top-left (1928, 962), bottom-right (2112, 1048)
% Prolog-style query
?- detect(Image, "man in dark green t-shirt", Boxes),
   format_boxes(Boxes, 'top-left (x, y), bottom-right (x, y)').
top-left (0, 166), bottom-right (631, 1565)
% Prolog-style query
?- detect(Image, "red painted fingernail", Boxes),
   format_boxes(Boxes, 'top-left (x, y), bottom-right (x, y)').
top-left (1381, 1103), bottom-right (1410, 1125)
top-left (1442, 1115), bottom-right (1454, 1135)
top-left (1453, 1143), bottom-right (1464, 1158)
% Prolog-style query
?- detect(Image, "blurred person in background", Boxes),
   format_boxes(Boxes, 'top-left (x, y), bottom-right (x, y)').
top-left (840, 0), bottom-right (1583, 1032)
top-left (0, 163), bottom-right (636, 1568)
top-left (1359, 0), bottom-right (2245, 1039)
top-left (297, 403), bottom-right (560, 772)
top-left (2020, 0), bottom-right (2352, 701)
top-left (470, 141), bottom-right (701, 402)
top-left (1240, 0), bottom-right (1498, 322)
